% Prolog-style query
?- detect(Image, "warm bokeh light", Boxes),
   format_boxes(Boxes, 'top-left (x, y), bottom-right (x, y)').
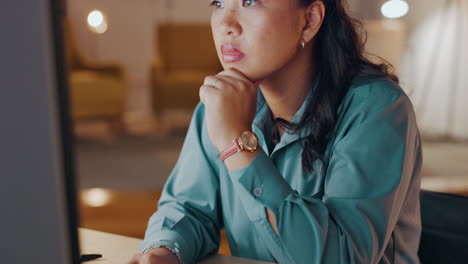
top-left (87, 10), bottom-right (103, 27)
top-left (94, 21), bottom-right (108, 34)
top-left (381, 0), bottom-right (409, 19)
top-left (87, 10), bottom-right (108, 34)
top-left (81, 188), bottom-right (112, 207)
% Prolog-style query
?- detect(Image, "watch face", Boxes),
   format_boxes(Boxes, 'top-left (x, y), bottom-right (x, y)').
top-left (240, 131), bottom-right (258, 150)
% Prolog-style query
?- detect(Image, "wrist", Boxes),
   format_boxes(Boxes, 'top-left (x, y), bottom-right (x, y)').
top-left (218, 128), bottom-right (250, 152)
top-left (224, 147), bottom-right (260, 171)
top-left (147, 247), bottom-right (180, 264)
top-left (220, 130), bottom-right (260, 164)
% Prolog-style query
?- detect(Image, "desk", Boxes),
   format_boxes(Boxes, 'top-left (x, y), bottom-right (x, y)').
top-left (79, 228), bottom-right (274, 264)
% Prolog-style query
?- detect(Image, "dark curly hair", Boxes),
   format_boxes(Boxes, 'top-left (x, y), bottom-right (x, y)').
top-left (275, 0), bottom-right (399, 173)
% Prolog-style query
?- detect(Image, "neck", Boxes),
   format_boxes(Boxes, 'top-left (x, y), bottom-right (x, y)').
top-left (258, 45), bottom-right (316, 123)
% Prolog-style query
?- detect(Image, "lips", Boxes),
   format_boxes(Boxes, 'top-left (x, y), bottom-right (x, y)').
top-left (221, 44), bottom-right (245, 63)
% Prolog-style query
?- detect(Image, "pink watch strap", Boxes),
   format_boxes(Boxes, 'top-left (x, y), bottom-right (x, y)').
top-left (220, 139), bottom-right (242, 161)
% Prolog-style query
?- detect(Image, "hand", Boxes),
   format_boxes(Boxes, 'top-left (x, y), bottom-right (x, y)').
top-left (199, 68), bottom-right (258, 152)
top-left (128, 247), bottom-right (180, 264)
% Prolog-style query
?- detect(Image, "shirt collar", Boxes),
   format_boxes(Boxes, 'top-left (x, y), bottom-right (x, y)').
top-left (252, 80), bottom-right (318, 155)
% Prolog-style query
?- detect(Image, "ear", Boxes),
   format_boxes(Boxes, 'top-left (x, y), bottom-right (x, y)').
top-left (301, 0), bottom-right (325, 43)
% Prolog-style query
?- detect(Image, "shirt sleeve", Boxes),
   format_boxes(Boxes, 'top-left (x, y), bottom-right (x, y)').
top-left (228, 81), bottom-right (423, 264)
top-left (141, 103), bottom-right (223, 264)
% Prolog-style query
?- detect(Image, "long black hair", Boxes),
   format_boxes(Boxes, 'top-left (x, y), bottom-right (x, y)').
top-left (276, 0), bottom-right (399, 173)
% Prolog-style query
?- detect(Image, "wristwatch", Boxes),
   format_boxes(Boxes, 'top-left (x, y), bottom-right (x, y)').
top-left (220, 131), bottom-right (259, 161)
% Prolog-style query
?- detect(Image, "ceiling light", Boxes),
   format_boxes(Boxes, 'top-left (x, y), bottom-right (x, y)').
top-left (381, 0), bottom-right (409, 19)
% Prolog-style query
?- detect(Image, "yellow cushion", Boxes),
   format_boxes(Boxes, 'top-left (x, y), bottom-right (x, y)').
top-left (152, 24), bottom-right (223, 114)
top-left (158, 24), bottom-right (220, 72)
top-left (69, 70), bottom-right (126, 119)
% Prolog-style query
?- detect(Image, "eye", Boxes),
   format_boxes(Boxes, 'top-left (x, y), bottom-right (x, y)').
top-left (242, 0), bottom-right (258, 7)
top-left (209, 0), bottom-right (223, 8)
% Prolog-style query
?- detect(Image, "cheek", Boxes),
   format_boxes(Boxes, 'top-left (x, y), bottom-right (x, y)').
top-left (244, 20), bottom-right (300, 79)
top-left (211, 17), bottom-right (218, 47)
top-left (211, 15), bottom-right (228, 66)
top-left (210, 10), bottom-right (301, 81)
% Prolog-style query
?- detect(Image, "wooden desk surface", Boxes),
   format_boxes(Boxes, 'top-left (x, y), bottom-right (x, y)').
top-left (79, 228), bottom-right (274, 264)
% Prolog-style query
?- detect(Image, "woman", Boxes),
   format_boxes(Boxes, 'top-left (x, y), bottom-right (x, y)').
top-left (130, 0), bottom-right (422, 263)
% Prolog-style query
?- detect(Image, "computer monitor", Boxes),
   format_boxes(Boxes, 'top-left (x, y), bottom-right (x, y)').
top-left (1, 0), bottom-right (80, 263)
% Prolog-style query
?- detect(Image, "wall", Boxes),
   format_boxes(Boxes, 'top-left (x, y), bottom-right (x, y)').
top-left (399, 0), bottom-right (468, 139)
top-left (66, 0), bottom-right (211, 123)
top-left (311, 0), bottom-right (468, 139)
top-left (66, 0), bottom-right (367, 124)
top-left (68, 0), bottom-right (467, 139)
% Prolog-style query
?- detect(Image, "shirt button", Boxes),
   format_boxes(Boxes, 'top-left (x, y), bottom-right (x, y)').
top-left (253, 187), bottom-right (263, 197)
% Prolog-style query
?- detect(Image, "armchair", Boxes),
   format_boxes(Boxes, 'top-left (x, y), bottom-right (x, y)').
top-left (151, 23), bottom-right (223, 117)
top-left (62, 17), bottom-right (128, 122)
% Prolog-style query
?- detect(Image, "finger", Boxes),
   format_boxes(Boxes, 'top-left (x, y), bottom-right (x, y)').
top-left (203, 75), bottom-right (222, 88)
top-left (199, 84), bottom-right (219, 104)
top-left (218, 72), bottom-right (261, 87)
top-left (213, 74), bottom-right (245, 90)
top-left (199, 84), bottom-right (206, 104)
top-left (217, 69), bottom-right (259, 91)
top-left (219, 74), bottom-right (262, 90)
top-left (205, 75), bottom-right (238, 91)
top-left (219, 68), bottom-right (254, 84)
top-left (141, 253), bottom-right (160, 264)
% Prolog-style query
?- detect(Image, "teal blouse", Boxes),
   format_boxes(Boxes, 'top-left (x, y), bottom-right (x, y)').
top-left (141, 71), bottom-right (423, 264)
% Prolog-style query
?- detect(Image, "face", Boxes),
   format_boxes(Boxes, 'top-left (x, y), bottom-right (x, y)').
top-left (209, 0), bottom-right (306, 82)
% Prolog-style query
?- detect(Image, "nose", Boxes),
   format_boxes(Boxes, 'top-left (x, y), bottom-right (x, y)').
top-left (218, 10), bottom-right (242, 37)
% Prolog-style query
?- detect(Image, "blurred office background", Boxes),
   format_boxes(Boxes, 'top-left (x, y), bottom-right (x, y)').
top-left (64, 0), bottom-right (468, 255)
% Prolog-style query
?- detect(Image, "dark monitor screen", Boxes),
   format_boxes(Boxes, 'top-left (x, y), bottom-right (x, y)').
top-left (0, 0), bottom-right (80, 263)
